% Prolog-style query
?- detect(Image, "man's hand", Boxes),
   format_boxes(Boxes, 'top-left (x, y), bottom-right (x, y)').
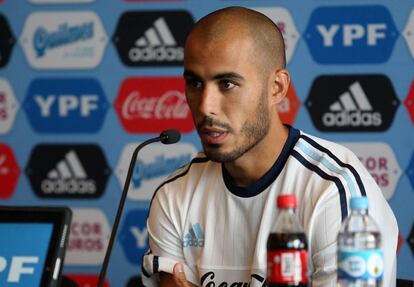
top-left (160, 263), bottom-right (197, 287)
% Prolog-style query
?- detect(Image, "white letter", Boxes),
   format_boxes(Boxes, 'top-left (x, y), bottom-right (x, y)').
top-left (34, 95), bottom-right (55, 117)
top-left (80, 95), bottom-right (99, 117)
top-left (59, 95), bottom-right (79, 117)
top-left (343, 24), bottom-right (365, 46)
top-left (8, 256), bottom-right (38, 283)
top-left (0, 257), bottom-right (6, 273)
top-left (130, 227), bottom-right (148, 248)
top-left (316, 25), bottom-right (340, 46)
top-left (368, 23), bottom-right (386, 46)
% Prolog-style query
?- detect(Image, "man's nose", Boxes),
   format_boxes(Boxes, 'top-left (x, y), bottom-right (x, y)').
top-left (198, 85), bottom-right (219, 117)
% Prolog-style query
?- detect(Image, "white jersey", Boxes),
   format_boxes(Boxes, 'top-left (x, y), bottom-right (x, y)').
top-left (142, 127), bottom-right (398, 287)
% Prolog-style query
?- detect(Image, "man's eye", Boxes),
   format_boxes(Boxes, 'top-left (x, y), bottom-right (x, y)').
top-left (220, 80), bottom-right (236, 90)
top-left (186, 79), bottom-right (202, 89)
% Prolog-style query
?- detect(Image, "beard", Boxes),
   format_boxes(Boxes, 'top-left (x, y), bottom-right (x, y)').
top-left (199, 89), bottom-right (270, 163)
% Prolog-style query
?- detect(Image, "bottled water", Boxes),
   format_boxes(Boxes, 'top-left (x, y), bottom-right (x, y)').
top-left (337, 196), bottom-right (383, 287)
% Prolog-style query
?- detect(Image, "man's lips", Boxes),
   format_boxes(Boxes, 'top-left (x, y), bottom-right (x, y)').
top-left (199, 127), bottom-right (229, 145)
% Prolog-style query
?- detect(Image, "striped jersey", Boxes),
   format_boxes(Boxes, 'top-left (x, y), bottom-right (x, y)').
top-left (143, 126), bottom-right (398, 287)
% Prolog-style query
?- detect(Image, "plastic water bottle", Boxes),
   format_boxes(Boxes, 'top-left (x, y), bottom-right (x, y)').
top-left (337, 196), bottom-right (383, 287)
top-left (267, 194), bottom-right (308, 287)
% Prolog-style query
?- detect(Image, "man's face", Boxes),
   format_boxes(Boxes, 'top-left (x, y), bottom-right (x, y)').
top-left (183, 33), bottom-right (271, 162)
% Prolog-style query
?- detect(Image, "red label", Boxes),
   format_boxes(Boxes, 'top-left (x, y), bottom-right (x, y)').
top-left (267, 250), bottom-right (308, 284)
top-left (0, 143), bottom-right (20, 199)
top-left (66, 274), bottom-right (110, 287)
top-left (404, 81), bottom-right (414, 125)
top-left (114, 77), bottom-right (194, 133)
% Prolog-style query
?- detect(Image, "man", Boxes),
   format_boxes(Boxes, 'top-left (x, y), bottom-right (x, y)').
top-left (142, 6), bottom-right (398, 287)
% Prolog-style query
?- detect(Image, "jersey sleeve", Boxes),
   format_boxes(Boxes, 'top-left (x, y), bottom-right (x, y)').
top-left (143, 185), bottom-right (199, 285)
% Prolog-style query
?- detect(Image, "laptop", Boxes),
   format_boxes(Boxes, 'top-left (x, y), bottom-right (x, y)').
top-left (0, 206), bottom-right (72, 287)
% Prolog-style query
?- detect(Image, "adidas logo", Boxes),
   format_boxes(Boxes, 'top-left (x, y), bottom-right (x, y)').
top-left (129, 17), bottom-right (183, 62)
top-left (41, 150), bottom-right (96, 195)
top-left (0, 154), bottom-right (10, 175)
top-left (322, 81), bottom-right (382, 127)
top-left (183, 223), bottom-right (205, 248)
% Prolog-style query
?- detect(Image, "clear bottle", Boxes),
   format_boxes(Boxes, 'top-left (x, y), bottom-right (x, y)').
top-left (267, 194), bottom-right (308, 287)
top-left (337, 196), bottom-right (383, 287)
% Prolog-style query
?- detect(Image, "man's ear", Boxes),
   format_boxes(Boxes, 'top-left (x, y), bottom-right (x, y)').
top-left (269, 69), bottom-right (290, 106)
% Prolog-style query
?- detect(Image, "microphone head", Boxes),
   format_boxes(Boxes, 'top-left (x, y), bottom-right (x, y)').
top-left (160, 129), bottom-right (181, 144)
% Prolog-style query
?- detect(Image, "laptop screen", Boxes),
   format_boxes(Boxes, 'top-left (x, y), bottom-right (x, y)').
top-left (0, 206), bottom-right (71, 287)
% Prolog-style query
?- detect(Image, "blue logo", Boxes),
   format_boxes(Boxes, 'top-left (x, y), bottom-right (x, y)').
top-left (183, 223), bottom-right (204, 248)
top-left (24, 78), bottom-right (108, 133)
top-left (118, 209), bottom-right (148, 265)
top-left (132, 154), bottom-right (191, 188)
top-left (0, 223), bottom-right (53, 286)
top-left (305, 5), bottom-right (398, 64)
top-left (33, 22), bottom-right (94, 57)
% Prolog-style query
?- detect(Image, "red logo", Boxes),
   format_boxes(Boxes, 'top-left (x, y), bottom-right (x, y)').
top-left (114, 77), bottom-right (194, 133)
top-left (277, 84), bottom-right (301, 125)
top-left (66, 274), bottom-right (109, 287)
top-left (0, 143), bottom-right (20, 199)
top-left (404, 81), bottom-right (414, 125)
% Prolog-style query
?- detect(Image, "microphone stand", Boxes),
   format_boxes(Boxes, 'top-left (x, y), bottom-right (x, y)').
top-left (97, 135), bottom-right (164, 287)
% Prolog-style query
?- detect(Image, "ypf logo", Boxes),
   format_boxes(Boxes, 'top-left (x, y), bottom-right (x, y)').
top-left (252, 7), bottom-right (300, 64)
top-left (407, 151), bottom-right (414, 193)
top-left (0, 78), bottom-right (19, 134)
top-left (0, 14), bottom-right (15, 67)
top-left (0, 143), bottom-right (20, 199)
top-left (113, 11), bottom-right (194, 67)
top-left (306, 75), bottom-right (399, 132)
top-left (119, 209), bottom-right (148, 265)
top-left (24, 78), bottom-right (108, 133)
top-left (305, 5), bottom-right (398, 64)
top-left (116, 142), bottom-right (197, 200)
top-left (25, 144), bottom-right (110, 198)
top-left (66, 208), bottom-right (110, 265)
top-left (277, 84), bottom-right (300, 125)
top-left (343, 142), bottom-right (401, 200)
top-left (404, 81), bottom-right (414, 125)
top-left (114, 77), bottom-right (194, 133)
top-left (20, 12), bottom-right (107, 69)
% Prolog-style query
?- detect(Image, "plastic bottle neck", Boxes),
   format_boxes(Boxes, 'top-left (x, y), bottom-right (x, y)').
top-left (351, 207), bottom-right (368, 216)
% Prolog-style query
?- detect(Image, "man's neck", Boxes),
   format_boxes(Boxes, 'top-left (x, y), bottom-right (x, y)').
top-left (223, 124), bottom-right (289, 187)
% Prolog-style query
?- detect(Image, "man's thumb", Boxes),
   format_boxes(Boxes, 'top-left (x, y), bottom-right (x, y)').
top-left (173, 263), bottom-right (189, 286)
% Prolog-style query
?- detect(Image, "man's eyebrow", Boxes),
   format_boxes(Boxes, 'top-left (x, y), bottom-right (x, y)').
top-left (183, 70), bottom-right (245, 82)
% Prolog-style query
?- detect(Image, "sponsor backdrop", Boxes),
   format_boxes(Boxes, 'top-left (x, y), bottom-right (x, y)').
top-left (1, 0), bottom-right (414, 285)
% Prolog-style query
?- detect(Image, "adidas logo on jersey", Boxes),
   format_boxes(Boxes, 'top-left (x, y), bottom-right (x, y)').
top-left (183, 223), bottom-right (204, 248)
top-left (41, 150), bottom-right (96, 195)
top-left (322, 81), bottom-right (382, 127)
top-left (129, 17), bottom-right (183, 62)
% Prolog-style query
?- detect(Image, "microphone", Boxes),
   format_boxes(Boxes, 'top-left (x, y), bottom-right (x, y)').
top-left (97, 129), bottom-right (181, 287)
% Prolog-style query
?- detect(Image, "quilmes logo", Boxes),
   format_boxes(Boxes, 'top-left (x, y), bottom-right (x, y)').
top-left (20, 12), bottom-right (107, 69)
top-left (113, 11), bottom-right (194, 66)
top-left (0, 78), bottom-right (19, 135)
top-left (183, 223), bottom-right (204, 248)
top-left (116, 142), bottom-right (197, 201)
top-left (119, 209), bottom-right (148, 265)
top-left (277, 84), bottom-right (300, 125)
top-left (404, 81), bottom-right (414, 125)
top-left (403, 9), bottom-right (414, 59)
top-left (306, 75), bottom-right (399, 132)
top-left (24, 78), bottom-right (108, 133)
top-left (114, 77), bottom-right (194, 133)
top-left (25, 145), bottom-right (110, 198)
top-left (0, 14), bottom-right (15, 67)
top-left (305, 5), bottom-right (398, 64)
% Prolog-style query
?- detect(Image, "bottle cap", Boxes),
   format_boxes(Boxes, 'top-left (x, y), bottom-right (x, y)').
top-left (277, 194), bottom-right (297, 208)
top-left (350, 196), bottom-right (369, 209)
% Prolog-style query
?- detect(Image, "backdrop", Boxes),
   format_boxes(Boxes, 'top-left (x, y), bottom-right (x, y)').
top-left (1, 0), bottom-right (413, 286)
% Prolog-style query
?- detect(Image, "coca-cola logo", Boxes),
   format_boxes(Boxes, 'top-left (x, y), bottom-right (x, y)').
top-left (121, 90), bottom-right (189, 120)
top-left (114, 77), bottom-right (194, 133)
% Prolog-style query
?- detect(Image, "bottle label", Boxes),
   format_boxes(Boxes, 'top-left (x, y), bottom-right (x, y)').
top-left (338, 249), bottom-right (384, 280)
top-left (267, 250), bottom-right (308, 284)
